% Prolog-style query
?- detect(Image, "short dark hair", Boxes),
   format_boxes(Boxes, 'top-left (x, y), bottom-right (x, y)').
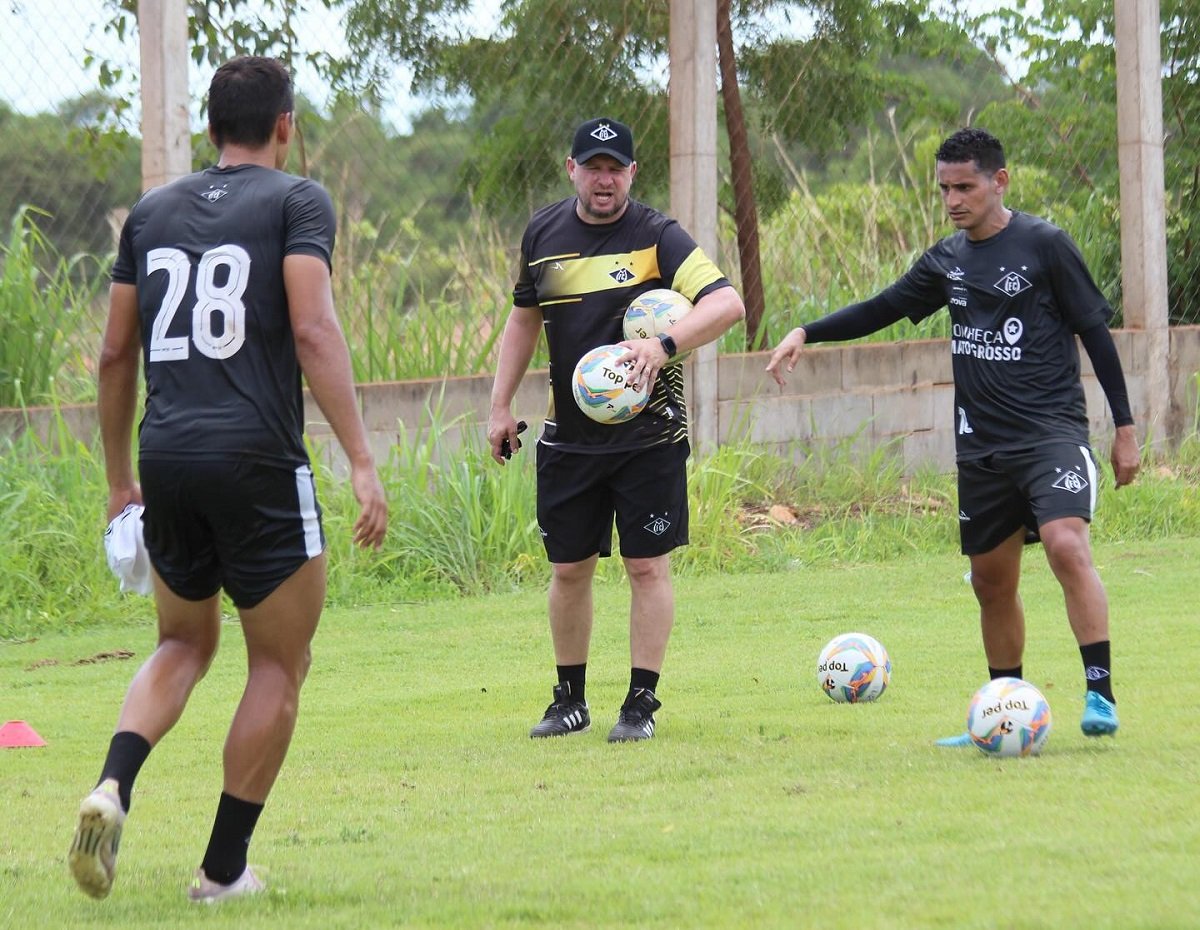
top-left (935, 128), bottom-right (1006, 174)
top-left (207, 56), bottom-right (294, 149)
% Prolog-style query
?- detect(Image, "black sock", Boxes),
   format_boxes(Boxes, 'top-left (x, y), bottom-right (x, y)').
top-left (98, 731), bottom-right (152, 813)
top-left (1080, 640), bottom-right (1115, 702)
top-left (557, 664), bottom-right (586, 703)
top-left (200, 793), bottom-right (264, 885)
top-left (629, 667), bottom-right (660, 697)
top-left (988, 665), bottom-right (1022, 682)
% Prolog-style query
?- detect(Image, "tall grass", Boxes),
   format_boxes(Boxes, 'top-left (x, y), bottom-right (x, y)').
top-left (0, 407), bottom-right (155, 639)
top-left (333, 207), bottom-right (548, 383)
top-left (0, 207), bottom-right (106, 407)
top-left (5, 406), bottom-right (1199, 641)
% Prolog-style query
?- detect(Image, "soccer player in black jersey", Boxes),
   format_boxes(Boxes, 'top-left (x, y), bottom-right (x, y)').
top-left (70, 57), bottom-right (387, 902)
top-left (766, 128), bottom-right (1140, 744)
top-left (488, 117), bottom-right (745, 742)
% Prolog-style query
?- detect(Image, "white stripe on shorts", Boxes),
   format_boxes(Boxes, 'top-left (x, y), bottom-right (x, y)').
top-left (295, 464), bottom-right (323, 557)
top-left (1079, 445), bottom-right (1097, 518)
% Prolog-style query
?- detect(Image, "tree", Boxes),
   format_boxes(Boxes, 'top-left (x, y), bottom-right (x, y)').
top-left (336, 0), bottom-right (995, 346)
top-left (0, 98), bottom-right (140, 261)
top-left (945, 0), bottom-right (1200, 324)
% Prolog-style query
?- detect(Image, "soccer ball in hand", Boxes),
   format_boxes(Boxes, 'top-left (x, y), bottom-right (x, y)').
top-left (571, 344), bottom-right (650, 424)
top-left (623, 288), bottom-right (693, 364)
top-left (966, 677), bottom-right (1052, 757)
top-left (816, 632), bottom-right (891, 703)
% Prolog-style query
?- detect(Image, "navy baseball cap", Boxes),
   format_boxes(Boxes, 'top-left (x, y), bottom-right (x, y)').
top-left (571, 117), bottom-right (634, 166)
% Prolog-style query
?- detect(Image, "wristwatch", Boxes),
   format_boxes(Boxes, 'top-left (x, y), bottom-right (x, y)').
top-left (657, 332), bottom-right (678, 359)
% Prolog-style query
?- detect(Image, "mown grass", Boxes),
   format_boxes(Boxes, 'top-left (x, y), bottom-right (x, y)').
top-left (2, 538), bottom-right (1196, 929)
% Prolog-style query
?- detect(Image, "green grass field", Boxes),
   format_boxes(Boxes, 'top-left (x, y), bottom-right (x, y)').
top-left (3, 537), bottom-right (1196, 929)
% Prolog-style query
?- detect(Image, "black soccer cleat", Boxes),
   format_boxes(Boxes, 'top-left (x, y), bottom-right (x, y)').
top-left (529, 682), bottom-right (590, 738)
top-left (607, 688), bottom-right (662, 743)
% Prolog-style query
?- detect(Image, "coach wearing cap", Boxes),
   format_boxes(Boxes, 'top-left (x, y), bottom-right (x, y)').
top-left (487, 116), bottom-right (745, 744)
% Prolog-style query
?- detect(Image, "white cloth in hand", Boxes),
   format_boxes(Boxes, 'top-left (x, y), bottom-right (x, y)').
top-left (103, 503), bottom-right (153, 596)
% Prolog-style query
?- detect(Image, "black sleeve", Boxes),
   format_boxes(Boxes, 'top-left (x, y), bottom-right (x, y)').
top-left (802, 294), bottom-right (908, 344)
top-left (1078, 323), bottom-right (1133, 427)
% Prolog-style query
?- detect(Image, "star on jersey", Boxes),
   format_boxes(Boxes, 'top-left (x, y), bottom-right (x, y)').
top-left (993, 266), bottom-right (1032, 297)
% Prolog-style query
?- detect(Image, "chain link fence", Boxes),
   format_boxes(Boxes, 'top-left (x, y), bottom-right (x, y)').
top-left (1, 0), bottom-right (1193, 407)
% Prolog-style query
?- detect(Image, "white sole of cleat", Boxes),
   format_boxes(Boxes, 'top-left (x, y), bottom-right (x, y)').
top-left (69, 782), bottom-right (125, 899)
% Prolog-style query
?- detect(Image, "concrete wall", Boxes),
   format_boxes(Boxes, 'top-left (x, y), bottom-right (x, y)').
top-left (6, 327), bottom-right (1200, 473)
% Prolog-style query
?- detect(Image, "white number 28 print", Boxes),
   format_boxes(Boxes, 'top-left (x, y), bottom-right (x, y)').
top-left (148, 244), bottom-right (251, 362)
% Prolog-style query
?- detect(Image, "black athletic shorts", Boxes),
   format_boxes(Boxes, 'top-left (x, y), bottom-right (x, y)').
top-left (957, 442), bottom-right (1099, 556)
top-left (536, 439), bottom-right (690, 563)
top-left (139, 456), bottom-right (325, 608)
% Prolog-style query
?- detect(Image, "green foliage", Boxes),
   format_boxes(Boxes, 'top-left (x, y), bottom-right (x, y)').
top-left (7, 389), bottom-right (1200, 639)
top-left (0, 209), bottom-right (106, 407)
top-left (0, 100), bottom-right (139, 261)
top-left (0, 415), bottom-right (154, 640)
top-left (946, 0), bottom-right (1199, 323)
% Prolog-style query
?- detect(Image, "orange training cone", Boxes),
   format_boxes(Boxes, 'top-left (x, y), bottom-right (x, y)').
top-left (0, 720), bottom-right (46, 748)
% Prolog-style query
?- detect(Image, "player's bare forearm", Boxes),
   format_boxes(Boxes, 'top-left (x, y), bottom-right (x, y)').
top-left (97, 283), bottom-right (142, 515)
top-left (488, 307), bottom-right (542, 463)
top-left (664, 286), bottom-right (745, 355)
top-left (619, 287), bottom-right (745, 392)
top-left (285, 254), bottom-right (387, 546)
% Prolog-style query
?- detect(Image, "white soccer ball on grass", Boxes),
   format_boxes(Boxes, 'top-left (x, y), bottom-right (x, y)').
top-left (816, 632), bottom-right (891, 703)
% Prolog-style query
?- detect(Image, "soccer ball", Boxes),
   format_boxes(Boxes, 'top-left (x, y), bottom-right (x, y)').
top-left (816, 632), bottom-right (891, 703)
top-left (623, 288), bottom-right (693, 364)
top-left (966, 677), bottom-right (1052, 757)
top-left (571, 344), bottom-right (650, 424)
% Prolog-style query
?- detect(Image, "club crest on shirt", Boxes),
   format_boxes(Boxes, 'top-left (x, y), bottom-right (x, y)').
top-left (993, 269), bottom-right (1032, 297)
top-left (199, 185), bottom-right (229, 203)
top-left (610, 267), bottom-right (634, 283)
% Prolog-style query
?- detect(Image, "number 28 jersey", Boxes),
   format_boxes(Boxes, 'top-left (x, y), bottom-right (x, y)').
top-left (112, 164), bottom-right (335, 466)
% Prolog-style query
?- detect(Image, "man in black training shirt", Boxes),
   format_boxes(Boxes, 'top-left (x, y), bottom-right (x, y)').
top-left (767, 128), bottom-right (1139, 743)
top-left (488, 117), bottom-right (744, 742)
top-left (71, 56), bottom-right (387, 902)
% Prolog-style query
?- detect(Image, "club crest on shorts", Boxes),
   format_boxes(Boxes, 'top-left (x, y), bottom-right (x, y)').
top-left (644, 514), bottom-right (671, 536)
top-left (1051, 467), bottom-right (1089, 494)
